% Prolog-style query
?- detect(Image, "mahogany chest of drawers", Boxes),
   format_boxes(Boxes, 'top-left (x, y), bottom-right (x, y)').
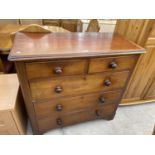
top-left (9, 32), bottom-right (144, 134)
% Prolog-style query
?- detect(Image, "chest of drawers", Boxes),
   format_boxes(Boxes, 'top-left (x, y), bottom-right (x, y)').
top-left (9, 32), bottom-right (144, 134)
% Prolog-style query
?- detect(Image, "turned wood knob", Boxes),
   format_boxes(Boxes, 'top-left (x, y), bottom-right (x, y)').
top-left (56, 118), bottom-right (62, 125)
top-left (96, 110), bottom-right (102, 117)
top-left (109, 61), bottom-right (117, 69)
top-left (55, 86), bottom-right (63, 93)
top-left (56, 104), bottom-right (63, 112)
top-left (104, 79), bottom-right (111, 87)
top-left (54, 67), bottom-right (62, 74)
top-left (99, 96), bottom-right (105, 104)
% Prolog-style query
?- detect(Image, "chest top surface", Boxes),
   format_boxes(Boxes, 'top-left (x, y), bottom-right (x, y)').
top-left (9, 32), bottom-right (145, 61)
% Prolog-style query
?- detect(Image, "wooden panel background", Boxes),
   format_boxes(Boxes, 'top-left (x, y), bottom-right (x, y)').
top-left (19, 19), bottom-right (43, 25)
top-left (115, 19), bottom-right (155, 105)
top-left (0, 19), bottom-right (19, 25)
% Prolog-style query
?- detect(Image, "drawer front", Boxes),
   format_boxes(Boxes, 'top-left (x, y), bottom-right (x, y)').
top-left (38, 104), bottom-right (116, 133)
top-left (26, 59), bottom-right (87, 80)
top-left (34, 90), bottom-right (122, 119)
top-left (30, 71), bottom-right (129, 101)
top-left (89, 55), bottom-right (138, 73)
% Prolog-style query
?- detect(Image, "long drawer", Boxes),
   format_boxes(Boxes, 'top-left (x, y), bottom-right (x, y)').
top-left (26, 59), bottom-right (87, 80)
top-left (38, 104), bottom-right (116, 133)
top-left (34, 90), bottom-right (122, 119)
top-left (30, 71), bottom-right (129, 101)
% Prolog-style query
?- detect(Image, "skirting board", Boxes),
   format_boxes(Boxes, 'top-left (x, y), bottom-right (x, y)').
top-left (120, 99), bottom-right (155, 106)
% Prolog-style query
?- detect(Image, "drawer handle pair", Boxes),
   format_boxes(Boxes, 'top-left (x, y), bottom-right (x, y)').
top-left (54, 67), bottom-right (63, 74)
top-left (54, 80), bottom-right (111, 94)
top-left (109, 61), bottom-right (117, 69)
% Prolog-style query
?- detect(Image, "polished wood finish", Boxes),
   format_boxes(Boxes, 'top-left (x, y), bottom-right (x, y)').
top-left (116, 20), bottom-right (155, 105)
top-left (34, 90), bottom-right (122, 119)
top-left (0, 74), bottom-right (27, 134)
top-left (9, 32), bottom-right (144, 61)
top-left (9, 32), bottom-right (143, 134)
top-left (30, 71), bottom-right (129, 101)
top-left (0, 24), bottom-right (69, 53)
top-left (10, 24), bottom-right (53, 41)
top-left (15, 62), bottom-right (39, 134)
top-left (38, 104), bottom-right (116, 133)
top-left (89, 55), bottom-right (138, 73)
top-left (26, 59), bottom-right (87, 79)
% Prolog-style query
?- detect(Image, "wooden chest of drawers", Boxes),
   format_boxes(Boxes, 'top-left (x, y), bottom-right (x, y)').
top-left (9, 32), bottom-right (144, 134)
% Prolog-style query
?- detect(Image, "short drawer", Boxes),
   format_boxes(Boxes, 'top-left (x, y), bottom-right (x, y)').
top-left (38, 104), bottom-right (116, 133)
top-left (34, 90), bottom-right (122, 119)
top-left (30, 71), bottom-right (129, 101)
top-left (89, 55), bottom-right (138, 73)
top-left (26, 59), bottom-right (87, 80)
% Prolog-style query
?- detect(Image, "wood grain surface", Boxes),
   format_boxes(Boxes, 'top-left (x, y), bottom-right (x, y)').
top-left (26, 59), bottom-right (87, 80)
top-left (0, 24), bottom-right (69, 52)
top-left (30, 71), bottom-right (129, 101)
top-left (12, 31), bottom-right (143, 134)
top-left (9, 32), bottom-right (144, 61)
top-left (34, 90), bottom-right (122, 119)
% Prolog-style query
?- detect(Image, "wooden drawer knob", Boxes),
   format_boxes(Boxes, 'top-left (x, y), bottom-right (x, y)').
top-left (96, 110), bottom-right (102, 117)
top-left (54, 67), bottom-right (62, 74)
top-left (55, 86), bottom-right (63, 93)
top-left (104, 79), bottom-right (111, 87)
top-left (56, 104), bottom-right (63, 112)
top-left (99, 96), bottom-right (105, 104)
top-left (56, 118), bottom-right (63, 125)
top-left (109, 61), bottom-right (117, 69)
